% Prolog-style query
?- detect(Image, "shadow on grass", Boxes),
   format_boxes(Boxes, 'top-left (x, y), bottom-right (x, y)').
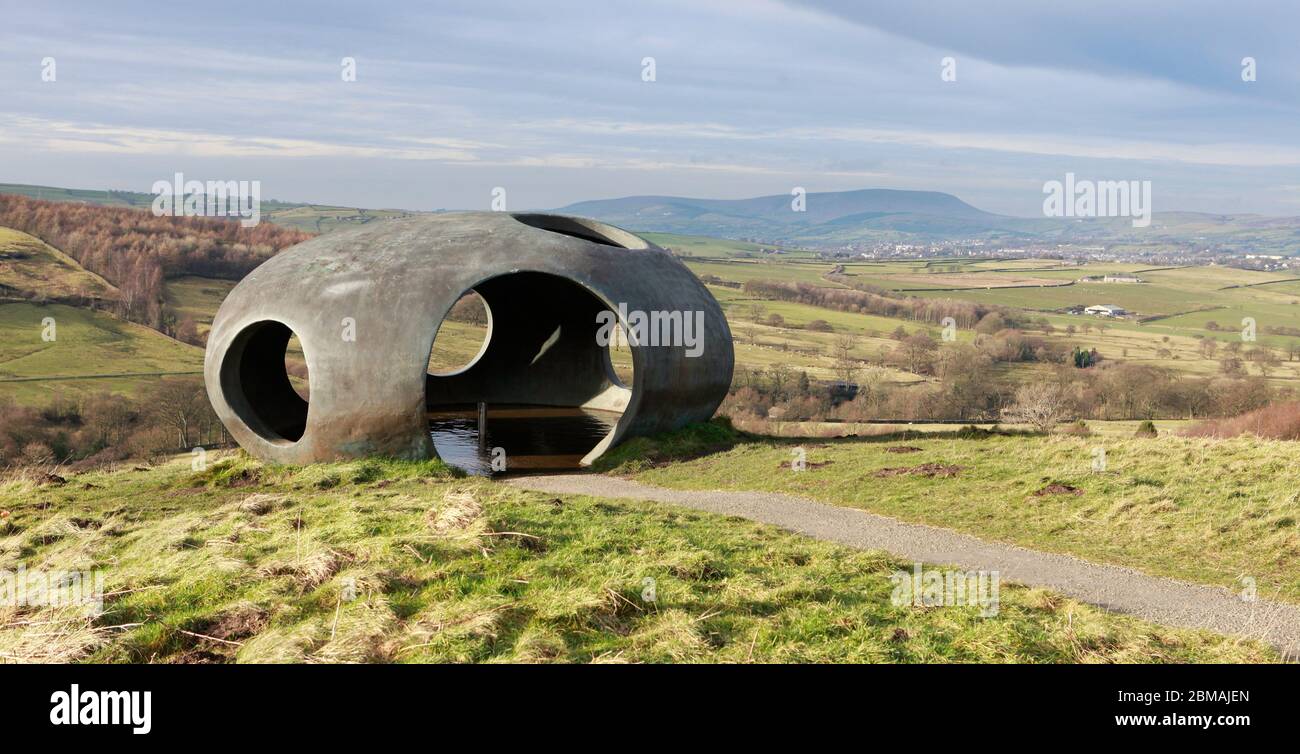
top-left (590, 418), bottom-right (748, 474)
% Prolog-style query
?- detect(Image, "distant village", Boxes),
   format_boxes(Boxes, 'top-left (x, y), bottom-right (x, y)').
top-left (733, 237), bottom-right (1299, 270)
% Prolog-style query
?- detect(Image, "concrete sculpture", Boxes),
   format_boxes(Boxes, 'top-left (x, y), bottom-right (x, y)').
top-left (204, 212), bottom-right (734, 466)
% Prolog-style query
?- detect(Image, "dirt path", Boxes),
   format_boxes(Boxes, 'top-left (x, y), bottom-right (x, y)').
top-left (507, 473), bottom-right (1300, 658)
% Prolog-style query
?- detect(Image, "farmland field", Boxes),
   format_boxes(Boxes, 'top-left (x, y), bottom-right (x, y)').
top-left (0, 302), bottom-right (203, 404)
top-left (681, 255), bottom-right (1300, 390)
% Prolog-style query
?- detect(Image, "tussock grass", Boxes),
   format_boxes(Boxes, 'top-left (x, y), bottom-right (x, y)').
top-left (0, 451), bottom-right (1278, 663)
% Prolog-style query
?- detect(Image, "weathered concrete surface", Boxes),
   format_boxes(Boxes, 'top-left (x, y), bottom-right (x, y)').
top-left (204, 212), bottom-right (733, 465)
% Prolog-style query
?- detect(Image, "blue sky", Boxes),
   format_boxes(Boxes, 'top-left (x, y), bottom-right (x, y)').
top-left (2, 0), bottom-right (1298, 216)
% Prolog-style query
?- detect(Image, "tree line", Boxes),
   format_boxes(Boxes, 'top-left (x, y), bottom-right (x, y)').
top-left (0, 378), bottom-right (226, 469)
top-left (0, 194), bottom-right (312, 330)
top-left (742, 278), bottom-right (1038, 330)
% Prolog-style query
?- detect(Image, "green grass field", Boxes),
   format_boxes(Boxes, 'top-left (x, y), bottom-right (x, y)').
top-left (0, 453), bottom-right (1275, 663)
top-left (162, 276), bottom-right (236, 337)
top-left (0, 302), bottom-right (203, 404)
top-left (614, 431), bottom-right (1300, 604)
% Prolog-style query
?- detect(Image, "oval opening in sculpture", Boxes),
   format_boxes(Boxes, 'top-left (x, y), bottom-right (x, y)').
top-left (218, 320), bottom-right (310, 444)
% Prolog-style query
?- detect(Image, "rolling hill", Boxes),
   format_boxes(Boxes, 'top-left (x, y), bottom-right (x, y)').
top-left (557, 188), bottom-right (1029, 241)
top-left (559, 188), bottom-right (1300, 250)
top-left (0, 227), bottom-right (118, 304)
top-left (7, 181), bottom-right (1300, 251)
top-left (0, 226), bottom-right (203, 405)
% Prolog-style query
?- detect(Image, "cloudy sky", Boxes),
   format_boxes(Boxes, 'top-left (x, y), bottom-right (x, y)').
top-left (2, 0), bottom-right (1298, 215)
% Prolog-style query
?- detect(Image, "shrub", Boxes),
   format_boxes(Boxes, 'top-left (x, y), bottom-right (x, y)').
top-left (1133, 420), bottom-right (1158, 438)
top-left (1182, 401), bottom-right (1300, 440)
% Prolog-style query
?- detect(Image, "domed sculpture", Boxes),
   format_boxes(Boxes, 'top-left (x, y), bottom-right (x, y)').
top-left (204, 212), bottom-right (734, 467)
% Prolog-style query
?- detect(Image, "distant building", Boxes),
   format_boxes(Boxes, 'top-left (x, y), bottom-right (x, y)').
top-left (1085, 304), bottom-right (1127, 317)
top-left (1079, 274), bottom-right (1144, 283)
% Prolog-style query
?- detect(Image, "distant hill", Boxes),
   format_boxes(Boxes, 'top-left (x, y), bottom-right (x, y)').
top-left (6, 181), bottom-right (1300, 251)
top-left (557, 188), bottom-right (1035, 242)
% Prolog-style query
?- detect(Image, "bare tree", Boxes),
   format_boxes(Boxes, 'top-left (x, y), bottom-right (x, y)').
top-left (893, 332), bottom-right (937, 375)
top-left (1003, 382), bottom-right (1072, 432)
top-left (150, 378), bottom-right (208, 449)
top-left (831, 333), bottom-right (859, 384)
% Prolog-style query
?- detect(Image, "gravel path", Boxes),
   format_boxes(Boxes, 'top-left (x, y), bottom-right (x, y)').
top-left (507, 473), bottom-right (1300, 658)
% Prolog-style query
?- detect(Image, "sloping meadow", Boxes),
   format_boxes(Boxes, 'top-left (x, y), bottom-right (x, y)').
top-left (0, 452), bottom-right (1277, 663)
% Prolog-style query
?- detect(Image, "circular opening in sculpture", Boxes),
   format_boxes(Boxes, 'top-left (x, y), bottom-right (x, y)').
top-left (218, 320), bottom-right (309, 444)
top-left (429, 290), bottom-right (492, 376)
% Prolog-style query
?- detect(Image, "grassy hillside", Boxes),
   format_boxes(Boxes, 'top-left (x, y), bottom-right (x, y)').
top-left (162, 276), bottom-right (235, 338)
top-left (612, 431), bottom-right (1300, 603)
top-left (0, 454), bottom-right (1274, 663)
top-left (0, 303), bottom-right (203, 404)
top-left (0, 227), bottom-right (118, 303)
